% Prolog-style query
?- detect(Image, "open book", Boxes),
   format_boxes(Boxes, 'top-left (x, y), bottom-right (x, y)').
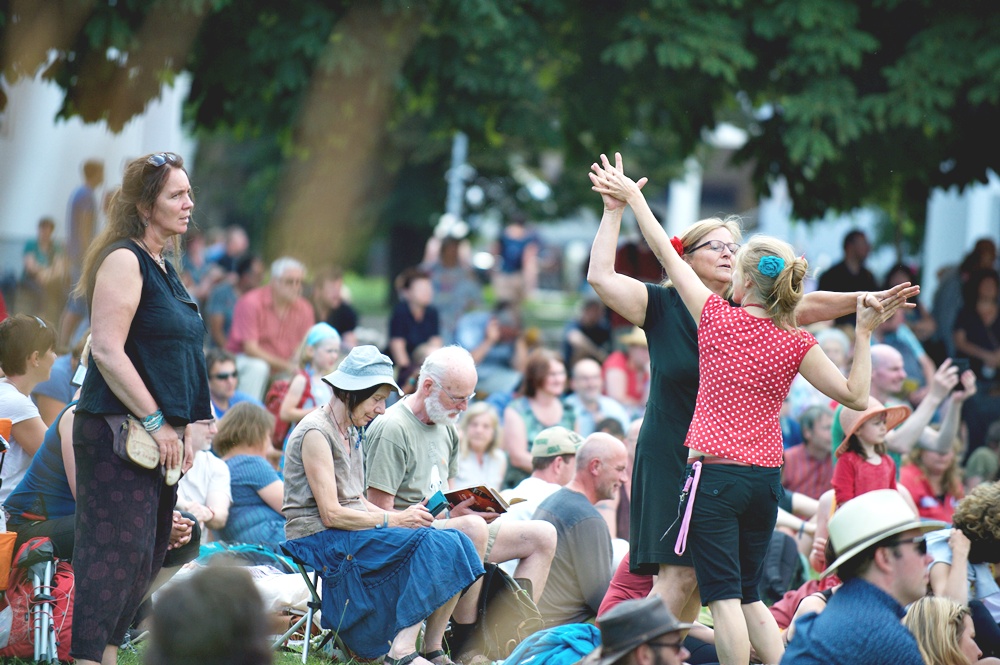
top-left (444, 485), bottom-right (526, 514)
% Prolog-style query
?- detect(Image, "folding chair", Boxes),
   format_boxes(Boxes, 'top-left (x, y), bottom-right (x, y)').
top-left (272, 548), bottom-right (325, 664)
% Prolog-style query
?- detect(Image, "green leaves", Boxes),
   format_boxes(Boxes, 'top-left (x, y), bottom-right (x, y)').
top-left (3, 0), bottom-right (999, 235)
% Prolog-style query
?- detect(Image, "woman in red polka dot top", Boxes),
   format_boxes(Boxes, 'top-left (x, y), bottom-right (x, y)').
top-left (590, 152), bottom-right (910, 665)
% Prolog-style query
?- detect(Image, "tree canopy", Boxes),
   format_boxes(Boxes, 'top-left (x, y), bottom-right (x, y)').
top-left (3, 0), bottom-right (999, 261)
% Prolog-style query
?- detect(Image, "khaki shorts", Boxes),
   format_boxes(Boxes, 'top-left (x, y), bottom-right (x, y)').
top-left (433, 517), bottom-right (503, 563)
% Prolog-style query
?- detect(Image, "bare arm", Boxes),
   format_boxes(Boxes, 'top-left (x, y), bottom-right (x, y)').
top-left (591, 153), bottom-right (711, 323)
top-left (521, 241), bottom-right (539, 295)
top-left (954, 329), bottom-right (1000, 368)
top-left (242, 339), bottom-right (295, 375)
top-left (469, 318), bottom-right (500, 365)
top-left (884, 360), bottom-right (959, 455)
top-left (929, 529), bottom-right (972, 606)
top-left (796, 283), bottom-right (918, 326)
top-left (203, 488), bottom-right (231, 530)
top-left (208, 313), bottom-right (228, 350)
top-left (279, 373), bottom-right (312, 422)
top-left (10, 416), bottom-right (46, 457)
top-left (34, 394), bottom-right (66, 427)
top-left (257, 479), bottom-right (286, 514)
top-left (366, 486), bottom-right (398, 512)
top-left (502, 405), bottom-right (532, 473)
top-left (799, 295), bottom-right (904, 409)
top-left (60, 406), bottom-right (77, 500)
top-left (389, 337), bottom-right (410, 370)
top-left (604, 366), bottom-right (633, 408)
top-left (586, 164), bottom-right (649, 328)
top-left (91, 248), bottom-right (183, 469)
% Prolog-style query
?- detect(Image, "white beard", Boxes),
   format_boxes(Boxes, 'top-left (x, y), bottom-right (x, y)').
top-left (425, 388), bottom-right (461, 426)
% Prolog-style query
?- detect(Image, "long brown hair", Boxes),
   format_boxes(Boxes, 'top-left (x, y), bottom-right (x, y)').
top-left (74, 153), bottom-right (189, 300)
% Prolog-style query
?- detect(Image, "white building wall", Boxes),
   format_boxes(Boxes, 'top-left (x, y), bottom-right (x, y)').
top-left (0, 73), bottom-right (195, 274)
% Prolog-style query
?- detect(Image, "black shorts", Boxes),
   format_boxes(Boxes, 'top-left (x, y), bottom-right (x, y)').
top-left (683, 463), bottom-right (782, 604)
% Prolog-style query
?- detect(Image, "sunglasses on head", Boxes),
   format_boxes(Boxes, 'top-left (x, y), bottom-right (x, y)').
top-left (146, 152), bottom-right (180, 168)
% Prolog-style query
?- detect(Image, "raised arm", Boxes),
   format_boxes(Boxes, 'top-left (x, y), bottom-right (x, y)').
top-left (586, 168), bottom-right (649, 327)
top-left (797, 283), bottom-right (919, 326)
top-left (591, 152), bottom-right (711, 323)
top-left (798, 295), bottom-right (904, 409)
top-left (884, 359), bottom-right (961, 455)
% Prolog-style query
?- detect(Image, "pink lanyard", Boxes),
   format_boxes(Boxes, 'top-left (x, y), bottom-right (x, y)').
top-left (673, 460), bottom-right (703, 556)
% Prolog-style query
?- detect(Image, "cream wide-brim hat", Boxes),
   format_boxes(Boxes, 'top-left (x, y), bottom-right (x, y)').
top-left (822, 489), bottom-right (947, 578)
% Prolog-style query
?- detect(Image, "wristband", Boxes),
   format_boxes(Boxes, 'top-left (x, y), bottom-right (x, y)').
top-left (376, 512), bottom-right (388, 529)
top-left (142, 410), bottom-right (165, 433)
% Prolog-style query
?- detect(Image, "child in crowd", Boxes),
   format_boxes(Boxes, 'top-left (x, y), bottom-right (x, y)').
top-left (832, 398), bottom-right (911, 505)
top-left (454, 402), bottom-right (507, 489)
top-left (277, 322), bottom-right (341, 441)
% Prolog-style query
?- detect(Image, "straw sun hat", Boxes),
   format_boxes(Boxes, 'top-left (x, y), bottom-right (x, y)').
top-left (834, 396), bottom-right (911, 458)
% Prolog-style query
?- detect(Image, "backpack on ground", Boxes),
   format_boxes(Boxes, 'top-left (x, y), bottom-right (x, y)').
top-left (0, 537), bottom-right (75, 661)
top-left (264, 369), bottom-right (311, 448)
top-left (452, 562), bottom-right (544, 661)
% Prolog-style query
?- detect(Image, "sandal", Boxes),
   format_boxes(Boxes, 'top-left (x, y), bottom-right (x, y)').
top-left (421, 650), bottom-right (455, 665)
top-left (384, 654), bottom-right (420, 665)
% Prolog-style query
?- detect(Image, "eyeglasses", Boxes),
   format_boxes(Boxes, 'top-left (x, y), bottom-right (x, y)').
top-left (883, 534), bottom-right (927, 555)
top-left (146, 152), bottom-right (180, 168)
top-left (646, 640), bottom-right (685, 653)
top-left (434, 380), bottom-right (476, 406)
top-left (688, 239), bottom-right (740, 255)
top-left (210, 371), bottom-right (239, 381)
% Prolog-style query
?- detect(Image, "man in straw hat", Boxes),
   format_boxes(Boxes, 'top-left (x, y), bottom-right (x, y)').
top-left (782, 489), bottom-right (946, 664)
top-left (579, 595), bottom-right (692, 665)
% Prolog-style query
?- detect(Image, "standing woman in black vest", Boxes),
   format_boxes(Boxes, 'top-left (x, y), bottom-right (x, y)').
top-left (71, 153), bottom-right (213, 665)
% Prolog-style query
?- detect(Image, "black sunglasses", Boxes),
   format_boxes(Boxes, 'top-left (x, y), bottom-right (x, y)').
top-left (884, 534), bottom-right (927, 555)
top-left (210, 371), bottom-right (239, 381)
top-left (146, 152), bottom-right (180, 168)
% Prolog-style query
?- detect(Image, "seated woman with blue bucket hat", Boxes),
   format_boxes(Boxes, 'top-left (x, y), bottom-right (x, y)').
top-left (281, 345), bottom-right (484, 665)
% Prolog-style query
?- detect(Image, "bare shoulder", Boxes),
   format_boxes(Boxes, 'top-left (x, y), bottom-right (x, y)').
top-left (97, 245), bottom-right (142, 279)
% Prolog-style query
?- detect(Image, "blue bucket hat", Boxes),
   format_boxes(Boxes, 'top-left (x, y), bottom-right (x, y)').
top-left (322, 345), bottom-right (402, 395)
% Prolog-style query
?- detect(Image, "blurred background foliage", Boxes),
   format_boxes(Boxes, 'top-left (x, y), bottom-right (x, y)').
top-left (2, 0), bottom-right (999, 271)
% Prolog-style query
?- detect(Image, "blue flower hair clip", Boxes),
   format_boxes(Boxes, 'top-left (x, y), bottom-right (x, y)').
top-left (758, 256), bottom-right (785, 278)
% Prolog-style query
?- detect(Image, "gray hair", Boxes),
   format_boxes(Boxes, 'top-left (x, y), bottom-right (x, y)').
top-left (419, 345), bottom-right (476, 384)
top-left (270, 256), bottom-right (306, 280)
top-left (799, 404), bottom-right (834, 433)
top-left (815, 327), bottom-right (851, 355)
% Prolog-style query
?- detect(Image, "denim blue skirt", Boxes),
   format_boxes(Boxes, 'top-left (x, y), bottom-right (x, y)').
top-left (283, 526), bottom-right (484, 658)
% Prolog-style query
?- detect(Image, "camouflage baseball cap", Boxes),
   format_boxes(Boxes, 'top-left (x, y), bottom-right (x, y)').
top-left (530, 426), bottom-right (584, 458)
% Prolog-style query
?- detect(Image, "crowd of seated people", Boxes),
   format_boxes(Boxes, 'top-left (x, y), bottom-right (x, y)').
top-left (2, 225), bottom-right (999, 665)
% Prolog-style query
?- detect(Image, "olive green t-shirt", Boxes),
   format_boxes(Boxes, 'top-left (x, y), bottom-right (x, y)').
top-left (364, 398), bottom-right (459, 511)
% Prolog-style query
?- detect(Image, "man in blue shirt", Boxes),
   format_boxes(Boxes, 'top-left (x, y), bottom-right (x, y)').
top-left (782, 490), bottom-right (947, 664)
top-left (206, 349), bottom-right (261, 420)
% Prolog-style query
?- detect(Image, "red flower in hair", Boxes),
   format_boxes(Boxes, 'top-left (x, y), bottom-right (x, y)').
top-left (671, 236), bottom-right (685, 256)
